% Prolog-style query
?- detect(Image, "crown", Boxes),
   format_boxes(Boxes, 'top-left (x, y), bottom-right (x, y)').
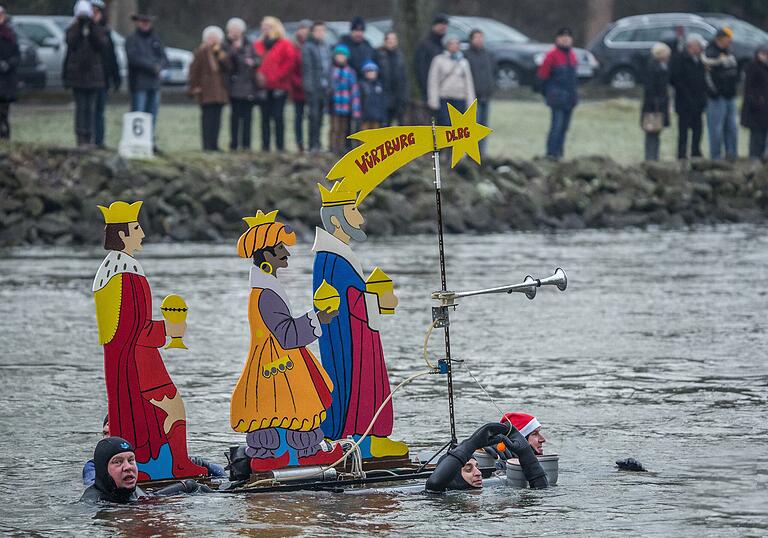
top-left (242, 209), bottom-right (279, 228)
top-left (318, 182), bottom-right (357, 207)
top-left (365, 267), bottom-right (392, 285)
top-left (97, 200), bottom-right (143, 224)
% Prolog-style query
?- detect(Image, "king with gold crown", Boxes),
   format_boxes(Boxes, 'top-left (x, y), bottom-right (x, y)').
top-left (230, 210), bottom-right (343, 472)
top-left (312, 184), bottom-right (408, 460)
top-left (92, 201), bottom-right (208, 480)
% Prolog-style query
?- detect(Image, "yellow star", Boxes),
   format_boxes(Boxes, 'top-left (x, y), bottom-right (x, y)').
top-left (446, 100), bottom-right (493, 167)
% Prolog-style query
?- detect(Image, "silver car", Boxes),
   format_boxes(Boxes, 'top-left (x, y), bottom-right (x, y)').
top-left (12, 15), bottom-right (191, 87)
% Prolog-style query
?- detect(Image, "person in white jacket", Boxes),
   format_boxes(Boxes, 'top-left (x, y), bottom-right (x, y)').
top-left (427, 36), bottom-right (475, 125)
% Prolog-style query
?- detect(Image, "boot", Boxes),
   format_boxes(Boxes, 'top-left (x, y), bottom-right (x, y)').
top-left (166, 421), bottom-right (208, 478)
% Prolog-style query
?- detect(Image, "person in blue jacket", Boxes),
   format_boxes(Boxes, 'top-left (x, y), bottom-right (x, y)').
top-left (359, 61), bottom-right (388, 129)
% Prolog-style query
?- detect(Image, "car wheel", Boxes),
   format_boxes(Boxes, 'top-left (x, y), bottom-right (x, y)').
top-left (609, 67), bottom-right (636, 90)
top-left (495, 63), bottom-right (522, 91)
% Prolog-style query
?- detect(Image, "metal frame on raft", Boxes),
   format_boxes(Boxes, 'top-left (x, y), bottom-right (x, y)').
top-left (427, 121), bottom-right (568, 450)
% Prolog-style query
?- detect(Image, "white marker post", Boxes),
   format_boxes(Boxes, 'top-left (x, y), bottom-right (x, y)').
top-left (118, 112), bottom-right (154, 159)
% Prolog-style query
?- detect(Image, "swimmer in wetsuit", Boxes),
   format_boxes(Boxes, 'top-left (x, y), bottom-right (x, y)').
top-left (425, 423), bottom-right (549, 493)
top-left (81, 437), bottom-right (212, 504)
top-left (82, 418), bottom-right (225, 486)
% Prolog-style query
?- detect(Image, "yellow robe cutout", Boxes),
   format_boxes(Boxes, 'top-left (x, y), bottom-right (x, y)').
top-left (230, 288), bottom-right (333, 433)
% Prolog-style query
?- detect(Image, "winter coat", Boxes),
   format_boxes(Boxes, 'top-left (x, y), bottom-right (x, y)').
top-left (290, 39), bottom-right (305, 102)
top-left (338, 34), bottom-right (375, 78)
top-left (703, 42), bottom-right (738, 99)
top-left (302, 36), bottom-right (331, 96)
top-left (254, 37), bottom-right (294, 93)
top-left (330, 64), bottom-right (360, 118)
top-left (63, 18), bottom-right (106, 89)
top-left (464, 45), bottom-right (495, 99)
top-left (641, 58), bottom-right (671, 127)
top-left (98, 22), bottom-right (121, 91)
top-left (414, 31), bottom-right (444, 99)
top-left (537, 46), bottom-right (578, 110)
top-left (187, 44), bottom-right (231, 105)
top-left (376, 46), bottom-right (408, 114)
top-left (360, 78), bottom-right (387, 123)
top-left (225, 37), bottom-right (258, 101)
top-left (741, 59), bottom-right (768, 130)
top-left (0, 22), bottom-right (20, 102)
top-left (670, 51), bottom-right (707, 116)
top-left (427, 52), bottom-right (476, 110)
top-left (125, 28), bottom-right (167, 92)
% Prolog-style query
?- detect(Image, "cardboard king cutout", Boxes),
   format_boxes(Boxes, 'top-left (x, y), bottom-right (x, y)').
top-left (312, 185), bottom-right (407, 459)
top-left (312, 101), bottom-right (491, 460)
top-left (92, 201), bottom-right (207, 480)
top-left (231, 210), bottom-right (343, 472)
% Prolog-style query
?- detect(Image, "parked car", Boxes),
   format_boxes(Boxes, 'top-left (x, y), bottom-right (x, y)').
top-left (11, 28), bottom-right (47, 89)
top-left (248, 20), bottom-right (385, 48)
top-left (588, 12), bottom-right (768, 89)
top-left (11, 15), bottom-right (192, 87)
top-left (371, 16), bottom-right (599, 90)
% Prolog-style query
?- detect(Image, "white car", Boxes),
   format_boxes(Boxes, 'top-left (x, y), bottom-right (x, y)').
top-left (12, 15), bottom-right (191, 87)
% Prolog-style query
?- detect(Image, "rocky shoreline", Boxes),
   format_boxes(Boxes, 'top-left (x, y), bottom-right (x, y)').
top-left (1, 143), bottom-right (767, 246)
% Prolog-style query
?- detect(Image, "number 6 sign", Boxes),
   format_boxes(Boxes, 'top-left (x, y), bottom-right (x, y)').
top-left (119, 112), bottom-right (154, 159)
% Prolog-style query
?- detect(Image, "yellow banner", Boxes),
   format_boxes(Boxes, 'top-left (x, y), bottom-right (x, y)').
top-left (326, 100), bottom-right (492, 205)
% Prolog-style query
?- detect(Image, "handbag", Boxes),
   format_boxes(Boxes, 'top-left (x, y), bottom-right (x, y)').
top-left (641, 112), bottom-right (664, 133)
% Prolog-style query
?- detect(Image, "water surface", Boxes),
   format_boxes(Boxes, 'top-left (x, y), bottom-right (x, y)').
top-left (0, 227), bottom-right (766, 536)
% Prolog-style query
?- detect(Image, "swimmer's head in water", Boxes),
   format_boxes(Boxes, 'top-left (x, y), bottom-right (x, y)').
top-left (527, 427), bottom-right (546, 455)
top-left (93, 436), bottom-right (139, 502)
top-left (460, 458), bottom-right (483, 488)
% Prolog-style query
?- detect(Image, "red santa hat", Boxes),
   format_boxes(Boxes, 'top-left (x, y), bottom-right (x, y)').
top-left (501, 412), bottom-right (541, 438)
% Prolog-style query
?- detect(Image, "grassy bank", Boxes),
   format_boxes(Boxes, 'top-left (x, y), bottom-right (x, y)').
top-left (8, 97), bottom-right (751, 164)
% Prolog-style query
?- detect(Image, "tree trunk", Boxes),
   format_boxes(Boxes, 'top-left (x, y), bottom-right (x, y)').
top-left (108, 0), bottom-right (138, 37)
top-left (584, 0), bottom-right (614, 44)
top-left (392, 0), bottom-right (438, 122)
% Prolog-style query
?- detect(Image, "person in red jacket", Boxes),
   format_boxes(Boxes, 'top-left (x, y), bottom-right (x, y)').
top-left (536, 27), bottom-right (579, 160)
top-left (254, 16), bottom-right (294, 152)
top-left (290, 20), bottom-right (311, 152)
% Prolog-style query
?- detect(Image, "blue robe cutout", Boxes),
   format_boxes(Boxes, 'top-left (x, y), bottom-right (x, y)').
top-left (313, 250), bottom-right (366, 440)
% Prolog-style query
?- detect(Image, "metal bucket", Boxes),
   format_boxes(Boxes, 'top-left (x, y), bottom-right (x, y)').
top-left (505, 454), bottom-right (559, 487)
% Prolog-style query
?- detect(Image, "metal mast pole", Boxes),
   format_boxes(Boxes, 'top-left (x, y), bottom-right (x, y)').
top-left (431, 120), bottom-right (458, 448)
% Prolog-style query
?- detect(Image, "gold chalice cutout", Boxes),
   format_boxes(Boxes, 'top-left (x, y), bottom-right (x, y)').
top-left (160, 294), bottom-right (188, 349)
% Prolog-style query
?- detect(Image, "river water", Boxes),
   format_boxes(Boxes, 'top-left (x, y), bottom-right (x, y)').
top-left (0, 227), bottom-right (766, 537)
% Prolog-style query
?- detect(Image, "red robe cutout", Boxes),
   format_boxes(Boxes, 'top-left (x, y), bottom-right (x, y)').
top-left (343, 287), bottom-right (393, 437)
top-left (103, 272), bottom-right (176, 463)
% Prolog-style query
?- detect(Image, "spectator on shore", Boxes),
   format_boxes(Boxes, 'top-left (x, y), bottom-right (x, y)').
top-left (302, 21), bottom-right (331, 153)
top-left (254, 16), bottom-right (293, 152)
top-left (339, 16), bottom-right (374, 79)
top-left (415, 14), bottom-right (448, 103)
top-left (291, 19), bottom-right (311, 152)
top-left (537, 27), bottom-right (579, 161)
top-left (225, 17), bottom-right (258, 151)
top-left (376, 31), bottom-right (408, 126)
top-left (0, 5), bottom-right (20, 140)
top-left (641, 42), bottom-right (671, 161)
top-left (740, 45), bottom-right (768, 161)
top-left (359, 61), bottom-right (386, 130)
top-left (704, 27), bottom-right (739, 160)
top-left (90, 0), bottom-right (120, 149)
top-left (427, 36), bottom-right (475, 126)
top-left (63, 1), bottom-right (106, 147)
top-left (125, 13), bottom-right (167, 151)
top-left (188, 25), bottom-right (230, 151)
top-left (670, 34), bottom-right (707, 160)
top-left (465, 29), bottom-right (494, 155)
top-left (328, 44), bottom-right (360, 154)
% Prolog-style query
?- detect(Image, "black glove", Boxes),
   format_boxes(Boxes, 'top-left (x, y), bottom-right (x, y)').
top-left (464, 422), bottom-right (509, 455)
top-left (501, 429), bottom-right (549, 489)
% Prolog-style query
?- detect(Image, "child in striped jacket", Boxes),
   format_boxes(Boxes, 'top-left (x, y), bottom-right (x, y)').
top-left (329, 44), bottom-right (361, 154)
